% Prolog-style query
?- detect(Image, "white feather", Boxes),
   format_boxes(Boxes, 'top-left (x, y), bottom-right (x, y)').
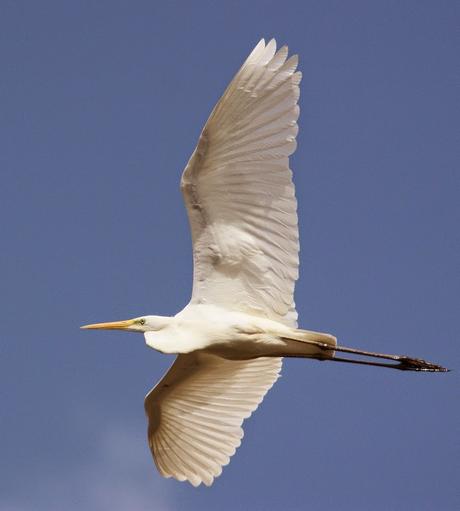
top-left (144, 39), bottom-right (305, 486)
top-left (145, 352), bottom-right (281, 486)
top-left (181, 38), bottom-right (300, 327)
top-left (145, 39), bottom-right (301, 485)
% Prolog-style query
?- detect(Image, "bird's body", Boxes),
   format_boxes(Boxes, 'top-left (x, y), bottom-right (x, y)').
top-left (82, 38), bottom-right (447, 487)
top-left (144, 304), bottom-right (336, 359)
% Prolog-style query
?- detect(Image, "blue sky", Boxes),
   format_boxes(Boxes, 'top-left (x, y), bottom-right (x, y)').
top-left (1, 1), bottom-right (458, 510)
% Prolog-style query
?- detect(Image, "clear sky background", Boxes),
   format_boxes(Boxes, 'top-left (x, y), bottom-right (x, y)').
top-left (1, 1), bottom-right (458, 510)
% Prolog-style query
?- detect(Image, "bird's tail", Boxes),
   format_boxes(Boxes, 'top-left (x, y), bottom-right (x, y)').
top-left (279, 328), bottom-right (337, 359)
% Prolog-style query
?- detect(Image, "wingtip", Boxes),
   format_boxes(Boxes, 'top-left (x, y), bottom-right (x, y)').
top-left (266, 37), bottom-right (277, 51)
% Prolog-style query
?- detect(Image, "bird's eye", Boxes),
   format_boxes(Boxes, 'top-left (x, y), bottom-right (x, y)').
top-left (139, 318), bottom-right (145, 325)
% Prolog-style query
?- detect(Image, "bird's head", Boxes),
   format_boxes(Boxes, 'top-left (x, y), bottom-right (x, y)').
top-left (81, 315), bottom-right (170, 333)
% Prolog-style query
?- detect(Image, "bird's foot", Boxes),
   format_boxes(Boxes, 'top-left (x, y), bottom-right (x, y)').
top-left (396, 356), bottom-right (450, 372)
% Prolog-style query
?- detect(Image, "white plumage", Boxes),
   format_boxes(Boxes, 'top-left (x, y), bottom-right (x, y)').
top-left (82, 37), bottom-right (446, 488)
top-left (182, 38), bottom-right (300, 327)
top-left (146, 39), bottom-right (303, 485)
top-left (83, 38), bottom-right (332, 486)
top-left (144, 352), bottom-right (282, 487)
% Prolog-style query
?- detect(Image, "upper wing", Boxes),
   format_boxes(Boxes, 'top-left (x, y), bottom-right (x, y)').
top-left (144, 352), bottom-right (282, 486)
top-left (181, 39), bottom-right (301, 327)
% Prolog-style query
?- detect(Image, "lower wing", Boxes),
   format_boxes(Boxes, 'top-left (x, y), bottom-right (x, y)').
top-left (144, 352), bottom-right (282, 486)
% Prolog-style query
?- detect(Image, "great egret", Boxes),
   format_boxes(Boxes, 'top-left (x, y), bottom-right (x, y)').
top-left (82, 39), bottom-right (447, 487)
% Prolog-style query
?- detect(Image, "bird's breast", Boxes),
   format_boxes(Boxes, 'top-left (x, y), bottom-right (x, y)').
top-left (144, 324), bottom-right (213, 355)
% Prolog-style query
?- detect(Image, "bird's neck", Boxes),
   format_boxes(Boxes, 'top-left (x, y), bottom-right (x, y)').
top-left (146, 315), bottom-right (174, 331)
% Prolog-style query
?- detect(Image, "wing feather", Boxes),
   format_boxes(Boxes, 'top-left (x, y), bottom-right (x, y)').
top-left (145, 352), bottom-right (281, 486)
top-left (181, 39), bottom-right (300, 327)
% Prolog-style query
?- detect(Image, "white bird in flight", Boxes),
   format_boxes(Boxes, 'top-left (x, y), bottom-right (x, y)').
top-left (82, 39), bottom-right (447, 487)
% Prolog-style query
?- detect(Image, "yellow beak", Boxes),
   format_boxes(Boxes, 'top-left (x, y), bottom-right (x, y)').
top-left (80, 319), bottom-right (136, 330)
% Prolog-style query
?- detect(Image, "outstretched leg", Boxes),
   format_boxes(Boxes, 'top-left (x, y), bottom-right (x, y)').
top-left (281, 338), bottom-right (449, 372)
